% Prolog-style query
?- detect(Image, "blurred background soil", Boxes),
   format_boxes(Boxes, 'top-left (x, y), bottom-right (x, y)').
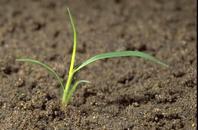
top-left (0, 0), bottom-right (196, 129)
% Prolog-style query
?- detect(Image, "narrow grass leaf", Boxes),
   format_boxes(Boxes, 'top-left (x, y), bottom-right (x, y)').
top-left (62, 8), bottom-right (78, 103)
top-left (74, 51), bottom-right (168, 73)
top-left (16, 58), bottom-right (64, 90)
top-left (65, 80), bottom-right (90, 104)
top-left (67, 7), bottom-right (77, 74)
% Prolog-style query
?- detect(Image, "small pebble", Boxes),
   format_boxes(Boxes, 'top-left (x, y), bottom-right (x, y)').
top-left (133, 102), bottom-right (140, 107)
top-left (14, 78), bottom-right (25, 87)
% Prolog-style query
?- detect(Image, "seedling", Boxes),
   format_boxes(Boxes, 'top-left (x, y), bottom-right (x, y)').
top-left (16, 8), bottom-right (168, 106)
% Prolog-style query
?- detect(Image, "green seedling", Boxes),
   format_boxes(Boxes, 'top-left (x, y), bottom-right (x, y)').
top-left (16, 8), bottom-right (168, 106)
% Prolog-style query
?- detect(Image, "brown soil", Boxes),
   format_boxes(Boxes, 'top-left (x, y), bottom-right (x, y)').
top-left (0, 0), bottom-right (196, 130)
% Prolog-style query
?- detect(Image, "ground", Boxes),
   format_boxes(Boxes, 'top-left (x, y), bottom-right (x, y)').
top-left (0, 0), bottom-right (196, 130)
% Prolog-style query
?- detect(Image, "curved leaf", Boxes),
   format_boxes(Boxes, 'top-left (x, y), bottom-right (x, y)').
top-left (67, 7), bottom-right (77, 75)
top-left (16, 58), bottom-right (64, 90)
top-left (74, 51), bottom-right (168, 73)
top-left (64, 80), bottom-right (90, 104)
top-left (62, 8), bottom-right (78, 104)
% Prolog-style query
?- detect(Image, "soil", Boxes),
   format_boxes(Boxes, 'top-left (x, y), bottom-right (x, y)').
top-left (0, 0), bottom-right (196, 130)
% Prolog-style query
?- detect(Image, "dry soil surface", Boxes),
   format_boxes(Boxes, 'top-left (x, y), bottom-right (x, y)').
top-left (0, 0), bottom-right (197, 130)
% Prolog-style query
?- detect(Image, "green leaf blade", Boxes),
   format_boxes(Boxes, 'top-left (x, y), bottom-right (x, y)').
top-left (74, 51), bottom-right (168, 73)
top-left (16, 58), bottom-right (64, 90)
top-left (64, 80), bottom-right (90, 105)
top-left (67, 7), bottom-right (77, 74)
top-left (62, 8), bottom-right (78, 105)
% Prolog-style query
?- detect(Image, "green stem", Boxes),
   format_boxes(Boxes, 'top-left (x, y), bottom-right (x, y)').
top-left (62, 8), bottom-right (77, 105)
top-left (62, 71), bottom-right (74, 105)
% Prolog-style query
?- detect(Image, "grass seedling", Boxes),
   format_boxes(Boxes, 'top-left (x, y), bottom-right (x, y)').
top-left (16, 8), bottom-right (168, 106)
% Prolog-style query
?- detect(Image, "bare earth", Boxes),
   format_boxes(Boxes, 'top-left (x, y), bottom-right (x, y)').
top-left (0, 0), bottom-right (196, 129)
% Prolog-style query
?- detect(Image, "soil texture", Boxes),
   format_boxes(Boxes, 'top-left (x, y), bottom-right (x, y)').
top-left (0, 0), bottom-right (196, 129)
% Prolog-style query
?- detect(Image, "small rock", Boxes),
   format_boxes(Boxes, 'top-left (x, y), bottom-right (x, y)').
top-left (14, 77), bottom-right (25, 87)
